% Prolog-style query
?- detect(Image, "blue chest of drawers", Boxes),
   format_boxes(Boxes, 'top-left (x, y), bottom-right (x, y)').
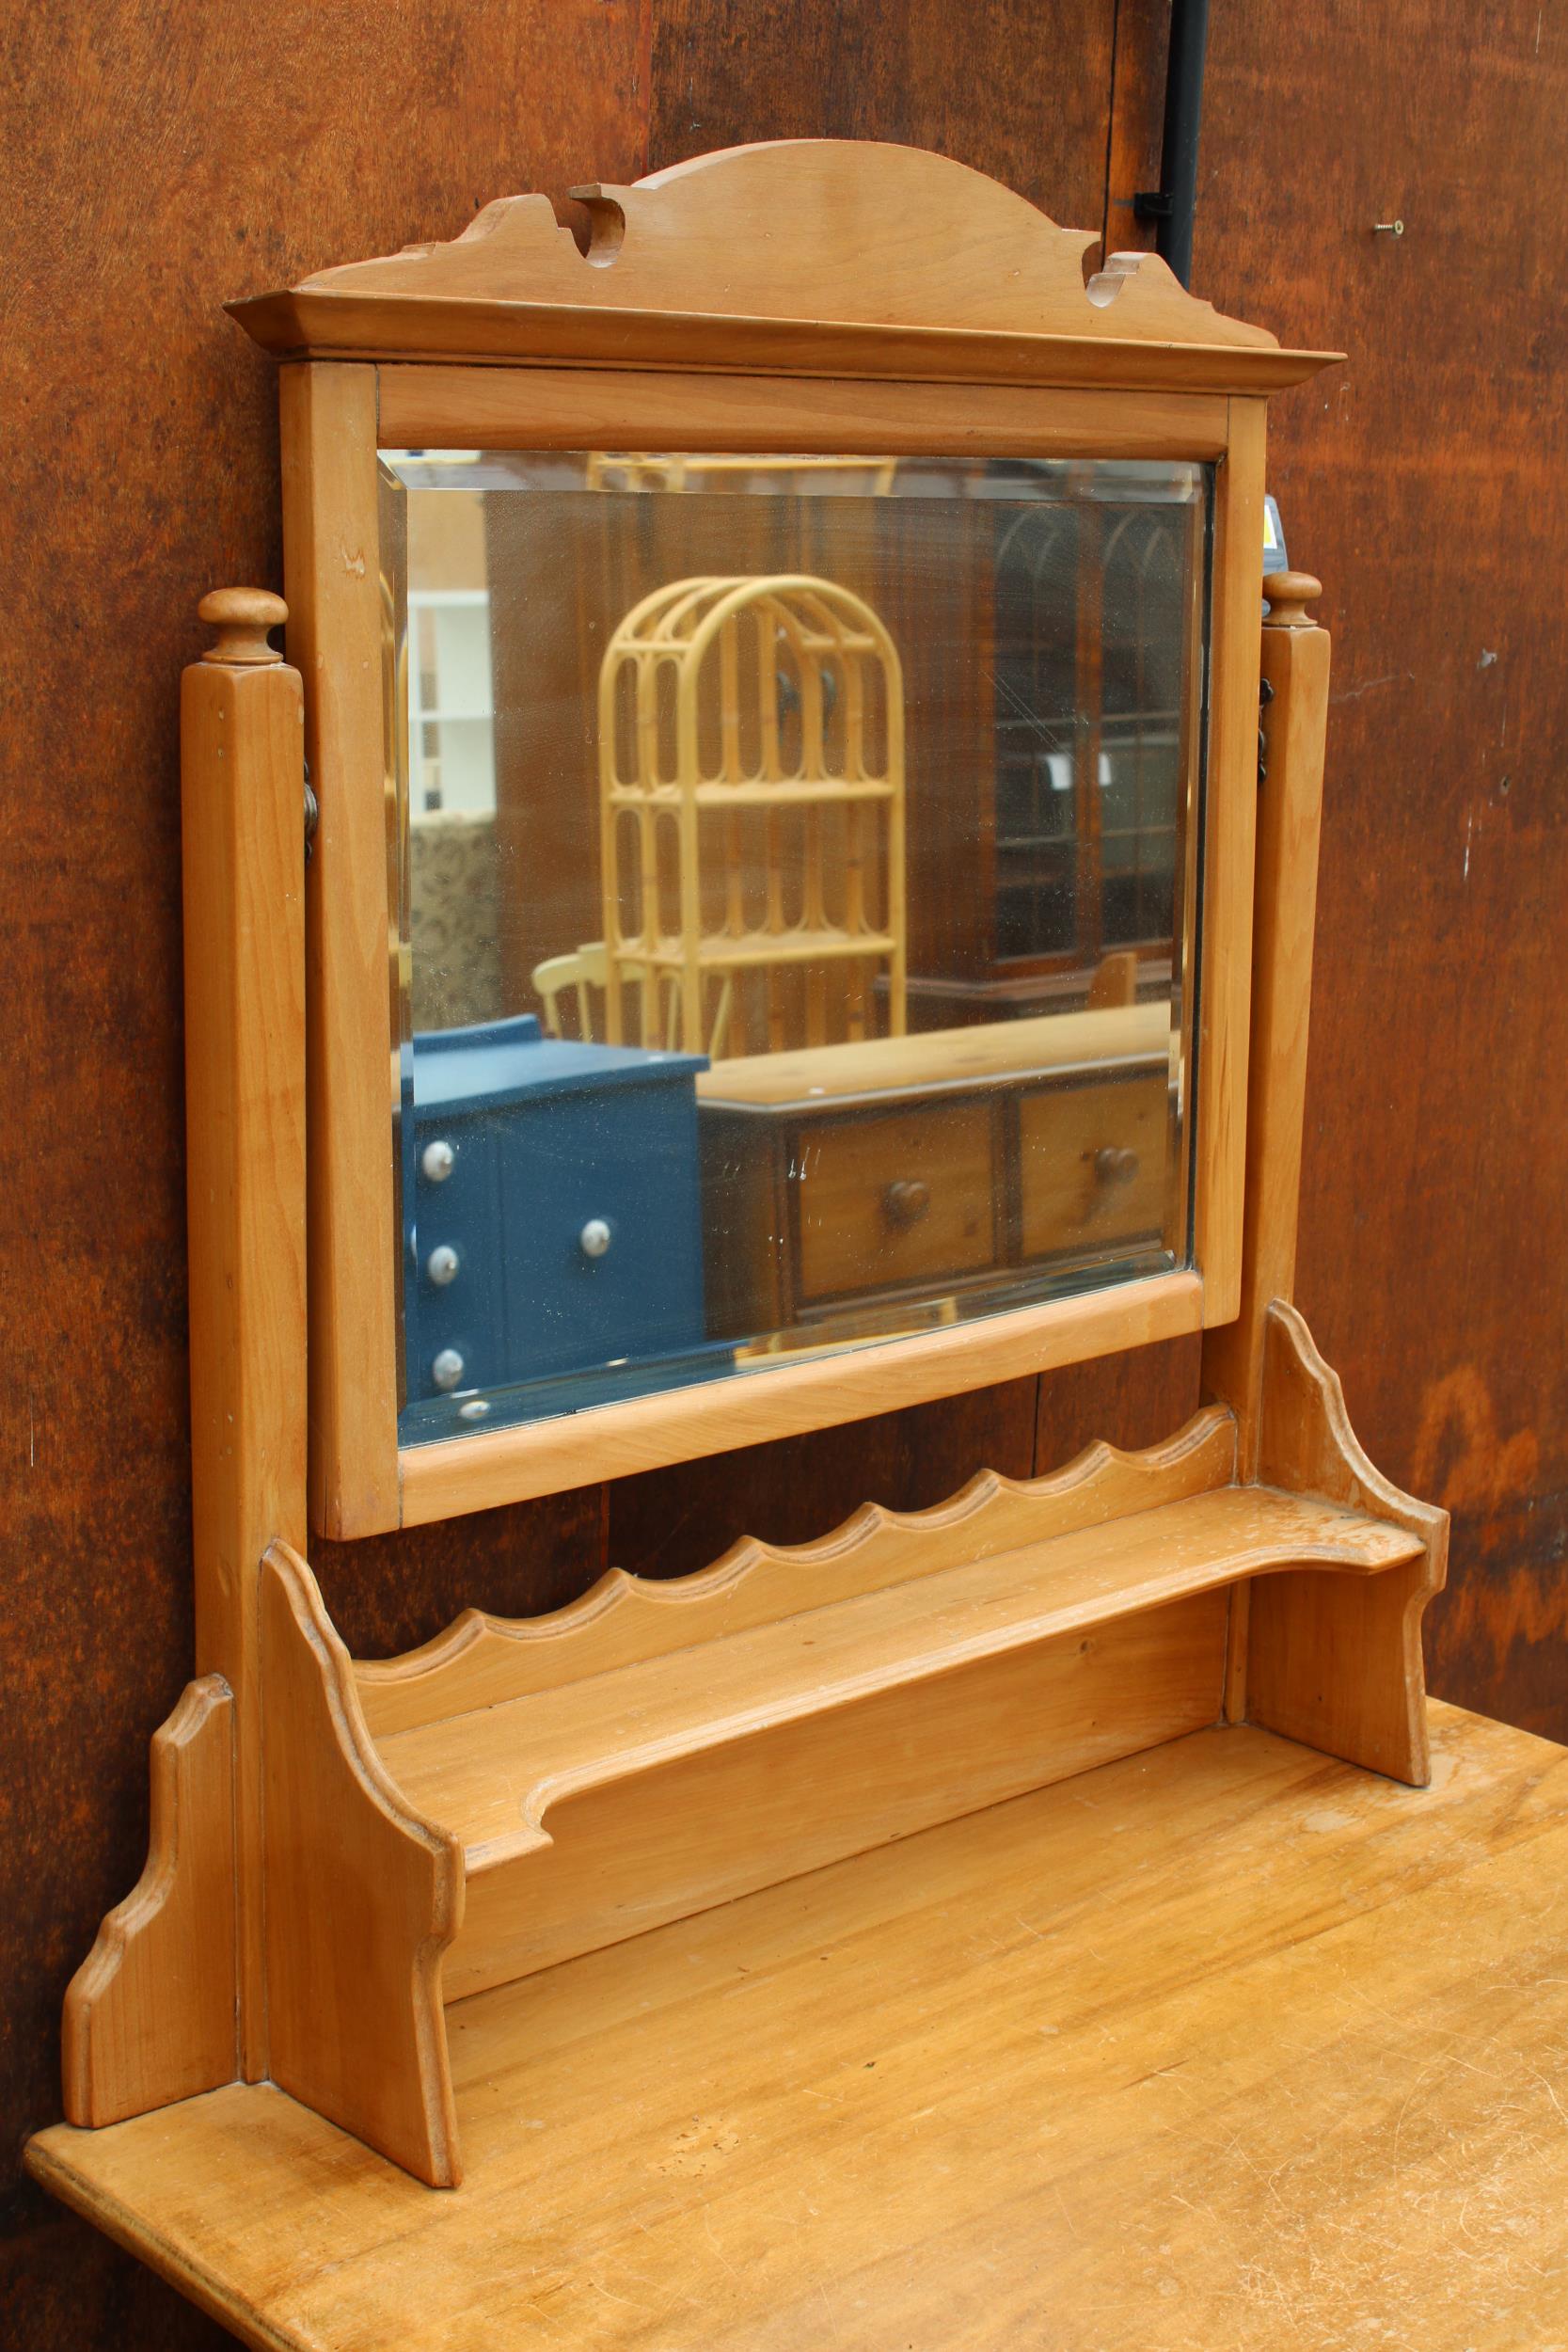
top-left (403, 1014), bottom-right (712, 1422)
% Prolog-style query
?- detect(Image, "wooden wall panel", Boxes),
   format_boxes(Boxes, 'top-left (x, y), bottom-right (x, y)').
top-left (311, 1489), bottom-right (609, 1661)
top-left (1184, 2), bottom-right (1568, 1736)
top-left (609, 1375), bottom-right (1041, 1580)
top-left (646, 0), bottom-right (1116, 226)
top-left (1102, 0), bottom-right (1168, 259)
top-left (1034, 1330), bottom-right (1203, 1470)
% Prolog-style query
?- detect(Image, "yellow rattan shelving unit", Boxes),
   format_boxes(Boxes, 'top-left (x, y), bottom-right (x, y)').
top-left (596, 573), bottom-right (907, 1057)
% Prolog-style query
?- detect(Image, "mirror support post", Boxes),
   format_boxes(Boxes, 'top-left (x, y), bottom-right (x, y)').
top-left (1201, 573), bottom-right (1330, 1715)
top-left (182, 590), bottom-right (309, 2079)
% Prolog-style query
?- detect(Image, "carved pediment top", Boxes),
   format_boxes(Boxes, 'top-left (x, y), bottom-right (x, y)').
top-left (279, 141), bottom-right (1263, 344)
top-left (230, 141), bottom-right (1338, 389)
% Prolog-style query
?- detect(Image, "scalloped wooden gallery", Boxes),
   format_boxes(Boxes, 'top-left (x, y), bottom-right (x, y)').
top-left (23, 140), bottom-right (1458, 2352)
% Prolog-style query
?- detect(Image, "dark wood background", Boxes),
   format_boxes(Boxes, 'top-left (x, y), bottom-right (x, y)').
top-left (5, 3), bottom-right (1565, 2340)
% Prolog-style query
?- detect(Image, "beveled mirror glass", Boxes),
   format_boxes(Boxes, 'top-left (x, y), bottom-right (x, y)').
top-left (381, 451), bottom-right (1210, 1440)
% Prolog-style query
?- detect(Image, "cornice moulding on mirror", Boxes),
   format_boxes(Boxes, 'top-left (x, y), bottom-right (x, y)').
top-left (228, 140), bottom-right (1342, 394)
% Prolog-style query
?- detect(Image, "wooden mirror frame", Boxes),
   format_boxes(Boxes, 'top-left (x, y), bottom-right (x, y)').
top-left (231, 139), bottom-right (1339, 1538)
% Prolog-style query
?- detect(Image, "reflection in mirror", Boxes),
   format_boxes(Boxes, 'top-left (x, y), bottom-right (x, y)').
top-left (381, 453), bottom-right (1209, 1439)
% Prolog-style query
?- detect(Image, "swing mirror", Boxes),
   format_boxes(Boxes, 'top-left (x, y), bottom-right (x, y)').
top-left (236, 137), bottom-right (1336, 1533)
top-left (387, 449), bottom-right (1208, 1442)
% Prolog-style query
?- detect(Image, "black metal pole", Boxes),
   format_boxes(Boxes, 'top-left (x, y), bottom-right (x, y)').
top-left (1133, 0), bottom-right (1211, 288)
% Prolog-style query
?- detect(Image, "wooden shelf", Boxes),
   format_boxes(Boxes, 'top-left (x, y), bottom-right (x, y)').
top-left (609, 778), bottom-right (898, 808)
top-left (638, 926), bottom-right (898, 970)
top-left (383, 1484), bottom-right (1421, 1865)
top-left (52, 1301), bottom-right (1447, 2191)
top-left (356, 1464), bottom-right (1423, 2006)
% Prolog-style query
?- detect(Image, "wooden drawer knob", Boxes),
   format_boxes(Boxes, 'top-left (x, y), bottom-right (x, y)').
top-left (1093, 1146), bottom-right (1139, 1190)
top-left (882, 1179), bottom-right (932, 1229)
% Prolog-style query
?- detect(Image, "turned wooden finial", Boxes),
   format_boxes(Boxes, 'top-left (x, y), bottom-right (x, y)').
top-left (198, 586), bottom-right (287, 665)
top-left (1262, 571), bottom-right (1323, 630)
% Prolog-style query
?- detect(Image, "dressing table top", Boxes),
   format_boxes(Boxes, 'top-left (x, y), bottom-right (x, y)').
top-left (32, 1698), bottom-right (1568, 2352)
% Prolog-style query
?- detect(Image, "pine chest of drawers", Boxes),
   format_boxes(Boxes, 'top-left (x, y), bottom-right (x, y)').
top-left (697, 1007), bottom-right (1177, 1344)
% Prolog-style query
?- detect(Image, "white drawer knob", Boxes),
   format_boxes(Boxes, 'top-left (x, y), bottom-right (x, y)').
top-left (431, 1347), bottom-right (466, 1391)
top-left (578, 1217), bottom-right (612, 1260)
top-left (426, 1244), bottom-right (459, 1286)
top-left (421, 1138), bottom-right (455, 1183)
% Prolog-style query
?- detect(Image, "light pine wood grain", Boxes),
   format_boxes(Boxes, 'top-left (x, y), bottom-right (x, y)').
top-left (394, 1270), bottom-right (1206, 1525)
top-left (62, 1677), bottom-right (237, 2127)
top-left (248, 306), bottom-right (1330, 395)
top-left (1203, 570), bottom-right (1332, 1717)
top-left (260, 1546), bottom-right (465, 2188)
top-left (374, 1481), bottom-right (1421, 2000)
top-left (211, 1345), bottom-right (1436, 2178)
top-left (28, 1702), bottom-right (1568, 2352)
top-left (695, 1004), bottom-right (1167, 1108)
top-left (229, 140), bottom-right (1339, 392)
top-left (1204, 572), bottom-right (1332, 1477)
top-left (277, 362), bottom-right (402, 1541)
top-left (376, 366), bottom-right (1235, 458)
top-left (180, 594), bottom-right (308, 2079)
top-left (440, 1590), bottom-right (1233, 1996)
top-left (1246, 1302), bottom-right (1449, 1785)
top-left (1190, 394), bottom-right (1267, 1328)
top-left (357, 1407), bottom-right (1237, 1739)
